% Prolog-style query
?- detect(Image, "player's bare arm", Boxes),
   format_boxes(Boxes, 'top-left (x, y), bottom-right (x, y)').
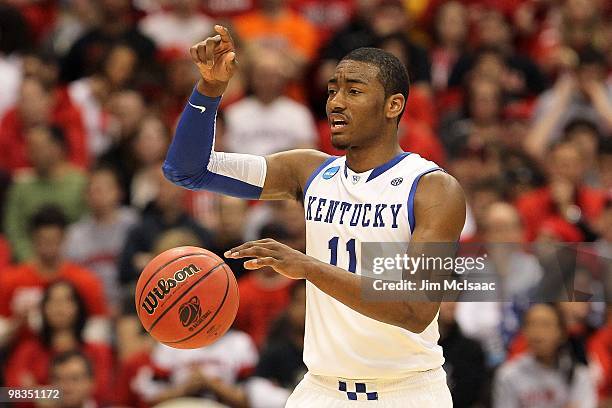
top-left (226, 171), bottom-right (466, 333)
top-left (163, 25), bottom-right (327, 201)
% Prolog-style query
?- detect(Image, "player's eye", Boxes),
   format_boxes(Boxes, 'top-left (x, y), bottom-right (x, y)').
top-left (349, 88), bottom-right (361, 95)
top-left (327, 89), bottom-right (337, 96)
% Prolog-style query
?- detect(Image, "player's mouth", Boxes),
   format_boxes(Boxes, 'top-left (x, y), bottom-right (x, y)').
top-left (329, 115), bottom-right (350, 133)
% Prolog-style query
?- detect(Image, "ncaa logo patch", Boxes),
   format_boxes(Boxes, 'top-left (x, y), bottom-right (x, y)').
top-left (391, 177), bottom-right (403, 186)
top-left (322, 166), bottom-right (340, 179)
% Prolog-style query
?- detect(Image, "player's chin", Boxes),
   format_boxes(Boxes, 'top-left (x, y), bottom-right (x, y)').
top-left (330, 133), bottom-right (351, 150)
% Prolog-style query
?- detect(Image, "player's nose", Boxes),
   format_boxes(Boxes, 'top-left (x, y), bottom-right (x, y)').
top-left (327, 93), bottom-right (346, 112)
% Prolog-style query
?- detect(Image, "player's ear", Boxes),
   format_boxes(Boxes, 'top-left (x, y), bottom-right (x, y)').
top-left (385, 93), bottom-right (405, 121)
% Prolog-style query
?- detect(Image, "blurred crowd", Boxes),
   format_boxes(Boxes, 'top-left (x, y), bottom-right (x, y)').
top-left (0, 0), bottom-right (612, 406)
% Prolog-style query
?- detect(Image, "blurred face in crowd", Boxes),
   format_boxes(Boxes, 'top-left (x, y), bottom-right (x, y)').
top-left (134, 116), bottom-right (169, 166)
top-left (26, 127), bottom-right (65, 175)
top-left (104, 45), bottom-right (137, 89)
top-left (109, 90), bottom-right (146, 138)
top-left (371, 1), bottom-right (409, 37)
top-left (567, 126), bottom-right (599, 167)
top-left (435, 1), bottom-right (468, 47)
top-left (477, 9), bottom-right (511, 47)
top-left (87, 169), bottom-right (122, 217)
top-left (52, 356), bottom-right (94, 408)
top-left (19, 78), bottom-right (52, 127)
top-left (250, 50), bottom-right (289, 104)
top-left (468, 78), bottom-right (501, 123)
top-left (44, 283), bottom-right (79, 331)
top-left (327, 60), bottom-right (393, 150)
top-left (524, 304), bottom-right (565, 362)
top-left (217, 196), bottom-right (248, 243)
top-left (32, 224), bottom-right (65, 267)
top-left (22, 55), bottom-right (59, 87)
top-left (483, 202), bottom-right (524, 243)
top-left (548, 142), bottom-right (585, 185)
top-left (472, 53), bottom-right (505, 84)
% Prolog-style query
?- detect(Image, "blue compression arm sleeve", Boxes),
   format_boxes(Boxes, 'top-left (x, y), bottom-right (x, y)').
top-left (162, 88), bottom-right (265, 199)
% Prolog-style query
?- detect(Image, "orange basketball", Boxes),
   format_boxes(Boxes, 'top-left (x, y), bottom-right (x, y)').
top-left (135, 246), bottom-right (239, 349)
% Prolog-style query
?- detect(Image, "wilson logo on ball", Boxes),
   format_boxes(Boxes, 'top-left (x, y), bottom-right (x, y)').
top-left (141, 264), bottom-right (201, 315)
top-left (179, 296), bottom-right (202, 327)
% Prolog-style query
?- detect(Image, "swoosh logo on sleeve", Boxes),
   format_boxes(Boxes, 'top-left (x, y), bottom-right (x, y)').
top-left (188, 101), bottom-right (207, 113)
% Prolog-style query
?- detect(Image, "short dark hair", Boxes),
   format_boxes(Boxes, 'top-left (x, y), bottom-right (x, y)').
top-left (341, 47), bottom-right (410, 122)
top-left (50, 350), bottom-right (94, 379)
top-left (29, 205), bottom-right (68, 234)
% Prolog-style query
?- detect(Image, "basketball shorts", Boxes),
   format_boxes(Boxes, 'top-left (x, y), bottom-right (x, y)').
top-left (285, 367), bottom-right (452, 407)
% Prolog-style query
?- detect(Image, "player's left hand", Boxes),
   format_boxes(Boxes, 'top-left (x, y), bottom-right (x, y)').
top-left (224, 239), bottom-right (318, 279)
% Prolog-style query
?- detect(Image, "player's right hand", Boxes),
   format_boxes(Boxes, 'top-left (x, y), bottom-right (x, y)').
top-left (190, 25), bottom-right (237, 85)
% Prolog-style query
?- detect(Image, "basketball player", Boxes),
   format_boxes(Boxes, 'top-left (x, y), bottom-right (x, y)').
top-left (163, 25), bottom-right (466, 407)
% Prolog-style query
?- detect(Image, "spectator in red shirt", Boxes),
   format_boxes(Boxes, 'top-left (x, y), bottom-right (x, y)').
top-left (4, 281), bottom-right (112, 407)
top-left (0, 206), bottom-right (109, 348)
top-left (235, 223), bottom-right (294, 348)
top-left (0, 76), bottom-right (88, 172)
top-left (515, 137), bottom-right (605, 241)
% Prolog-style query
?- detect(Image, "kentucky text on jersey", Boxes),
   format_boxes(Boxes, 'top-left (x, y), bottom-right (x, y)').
top-left (305, 196), bottom-right (403, 228)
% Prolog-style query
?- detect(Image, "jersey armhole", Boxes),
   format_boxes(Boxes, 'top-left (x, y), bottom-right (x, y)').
top-left (302, 156), bottom-right (339, 200)
top-left (407, 168), bottom-right (445, 233)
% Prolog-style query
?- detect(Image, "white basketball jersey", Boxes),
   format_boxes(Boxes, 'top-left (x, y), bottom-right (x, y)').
top-left (303, 152), bottom-right (445, 379)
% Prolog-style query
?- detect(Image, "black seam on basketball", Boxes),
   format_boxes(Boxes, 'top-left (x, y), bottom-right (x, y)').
top-left (137, 252), bottom-right (217, 306)
top-left (163, 266), bottom-right (231, 344)
top-left (146, 262), bottom-right (225, 332)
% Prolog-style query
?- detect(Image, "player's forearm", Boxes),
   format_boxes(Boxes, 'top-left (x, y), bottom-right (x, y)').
top-left (163, 86), bottom-right (221, 185)
top-left (305, 263), bottom-right (438, 333)
top-left (163, 86), bottom-right (267, 199)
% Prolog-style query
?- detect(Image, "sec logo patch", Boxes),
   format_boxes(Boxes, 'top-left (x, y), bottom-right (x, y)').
top-left (391, 177), bottom-right (403, 186)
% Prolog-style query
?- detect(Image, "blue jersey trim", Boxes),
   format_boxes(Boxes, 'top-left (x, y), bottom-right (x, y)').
top-left (366, 152), bottom-right (411, 182)
top-left (407, 167), bottom-right (444, 233)
top-left (303, 156), bottom-right (338, 199)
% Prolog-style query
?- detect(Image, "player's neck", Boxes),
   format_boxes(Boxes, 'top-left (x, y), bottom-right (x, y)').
top-left (345, 142), bottom-right (403, 174)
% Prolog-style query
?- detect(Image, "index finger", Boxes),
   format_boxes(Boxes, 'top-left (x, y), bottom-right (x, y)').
top-left (214, 25), bottom-right (234, 46)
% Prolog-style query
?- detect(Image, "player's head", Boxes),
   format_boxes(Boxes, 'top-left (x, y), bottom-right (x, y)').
top-left (50, 350), bottom-right (95, 408)
top-left (326, 47), bottom-right (409, 150)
